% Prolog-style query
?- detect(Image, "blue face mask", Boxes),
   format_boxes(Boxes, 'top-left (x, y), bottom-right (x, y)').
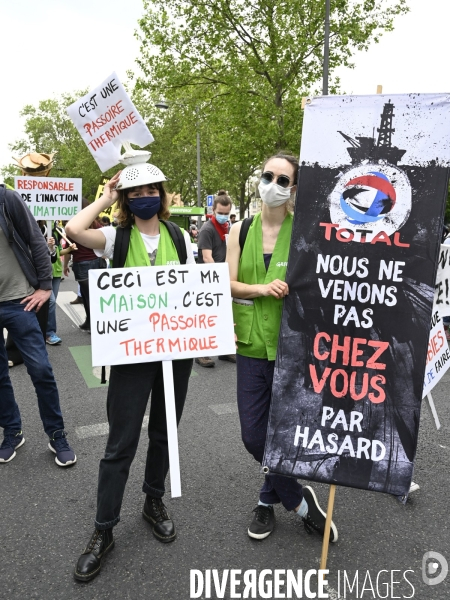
top-left (215, 213), bottom-right (229, 225)
top-left (128, 196), bottom-right (161, 220)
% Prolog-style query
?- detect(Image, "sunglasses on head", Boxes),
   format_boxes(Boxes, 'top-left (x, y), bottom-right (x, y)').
top-left (260, 172), bottom-right (292, 189)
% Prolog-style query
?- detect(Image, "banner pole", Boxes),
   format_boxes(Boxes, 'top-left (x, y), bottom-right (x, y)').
top-left (162, 360), bottom-right (182, 498)
top-left (47, 220), bottom-right (53, 242)
top-left (426, 392), bottom-right (441, 430)
top-left (319, 484), bottom-right (337, 578)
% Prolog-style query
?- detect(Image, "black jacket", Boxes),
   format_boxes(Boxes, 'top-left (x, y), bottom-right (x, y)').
top-left (0, 184), bottom-right (52, 290)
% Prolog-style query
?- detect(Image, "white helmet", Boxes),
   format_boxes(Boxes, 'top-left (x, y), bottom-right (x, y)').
top-left (116, 162), bottom-right (167, 190)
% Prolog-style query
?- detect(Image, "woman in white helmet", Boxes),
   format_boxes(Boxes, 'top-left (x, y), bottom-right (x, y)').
top-left (66, 161), bottom-right (195, 582)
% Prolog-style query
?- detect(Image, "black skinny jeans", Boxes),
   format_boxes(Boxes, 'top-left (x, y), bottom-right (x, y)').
top-left (95, 358), bottom-right (193, 530)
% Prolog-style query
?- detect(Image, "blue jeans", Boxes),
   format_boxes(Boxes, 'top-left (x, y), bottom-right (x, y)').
top-left (47, 277), bottom-right (62, 337)
top-left (236, 354), bottom-right (303, 511)
top-left (0, 299), bottom-right (65, 437)
top-left (72, 258), bottom-right (105, 282)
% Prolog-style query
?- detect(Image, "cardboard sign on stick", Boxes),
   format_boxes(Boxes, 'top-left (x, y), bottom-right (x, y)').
top-left (88, 263), bottom-right (235, 366)
top-left (434, 244), bottom-right (450, 317)
top-left (67, 72), bottom-right (154, 172)
top-left (14, 176), bottom-right (82, 221)
top-left (263, 93), bottom-right (450, 499)
top-left (89, 262), bottom-right (235, 498)
top-left (422, 308), bottom-right (450, 399)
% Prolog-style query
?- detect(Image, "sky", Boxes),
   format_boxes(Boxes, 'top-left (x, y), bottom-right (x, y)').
top-left (1, 0), bottom-right (449, 176)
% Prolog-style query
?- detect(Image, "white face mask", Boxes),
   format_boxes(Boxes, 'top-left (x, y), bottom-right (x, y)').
top-left (258, 181), bottom-right (292, 207)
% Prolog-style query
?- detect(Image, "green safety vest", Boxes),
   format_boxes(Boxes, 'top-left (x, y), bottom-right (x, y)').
top-left (233, 211), bottom-right (293, 360)
top-left (124, 223), bottom-right (182, 267)
top-left (52, 245), bottom-right (62, 278)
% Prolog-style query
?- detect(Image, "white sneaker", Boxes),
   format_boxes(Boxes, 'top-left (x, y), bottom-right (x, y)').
top-left (409, 481), bottom-right (420, 493)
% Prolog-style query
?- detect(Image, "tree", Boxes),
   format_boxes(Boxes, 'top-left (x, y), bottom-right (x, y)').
top-left (133, 0), bottom-right (409, 215)
top-left (1, 92), bottom-right (118, 199)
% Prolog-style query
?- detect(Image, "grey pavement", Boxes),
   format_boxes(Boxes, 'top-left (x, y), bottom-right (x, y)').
top-left (1, 273), bottom-right (449, 600)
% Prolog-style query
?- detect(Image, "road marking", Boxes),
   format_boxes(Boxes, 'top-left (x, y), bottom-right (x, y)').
top-left (56, 291), bottom-right (85, 326)
top-left (76, 416), bottom-right (149, 439)
top-left (209, 403), bottom-right (238, 415)
top-left (69, 345), bottom-right (107, 389)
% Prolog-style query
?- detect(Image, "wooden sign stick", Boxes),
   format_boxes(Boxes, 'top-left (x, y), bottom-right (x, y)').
top-left (319, 484), bottom-right (337, 578)
top-left (426, 392), bottom-right (441, 430)
top-left (162, 360), bottom-right (182, 498)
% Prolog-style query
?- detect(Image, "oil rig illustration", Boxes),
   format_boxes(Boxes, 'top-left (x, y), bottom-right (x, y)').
top-left (338, 101), bottom-right (407, 165)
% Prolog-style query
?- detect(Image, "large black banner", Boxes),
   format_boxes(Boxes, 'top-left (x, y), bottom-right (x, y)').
top-left (263, 94), bottom-right (450, 497)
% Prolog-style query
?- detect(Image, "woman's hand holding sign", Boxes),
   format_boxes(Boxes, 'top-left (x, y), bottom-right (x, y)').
top-left (102, 171), bottom-right (121, 206)
top-left (65, 172), bottom-right (122, 251)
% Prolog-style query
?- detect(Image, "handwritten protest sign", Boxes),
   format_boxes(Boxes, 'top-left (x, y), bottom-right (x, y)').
top-left (263, 93), bottom-right (450, 498)
top-left (14, 176), bottom-right (82, 220)
top-left (434, 244), bottom-right (450, 317)
top-left (67, 72), bottom-right (154, 172)
top-left (89, 263), bottom-right (235, 367)
top-left (423, 308), bottom-right (450, 397)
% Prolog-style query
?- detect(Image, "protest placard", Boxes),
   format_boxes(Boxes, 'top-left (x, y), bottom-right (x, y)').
top-left (423, 308), bottom-right (450, 398)
top-left (263, 93), bottom-right (450, 498)
top-left (67, 72), bottom-right (154, 172)
top-left (434, 244), bottom-right (450, 316)
top-left (14, 176), bottom-right (82, 220)
top-left (88, 263), bottom-right (235, 367)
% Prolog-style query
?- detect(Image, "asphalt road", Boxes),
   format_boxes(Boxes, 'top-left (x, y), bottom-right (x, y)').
top-left (1, 273), bottom-right (449, 600)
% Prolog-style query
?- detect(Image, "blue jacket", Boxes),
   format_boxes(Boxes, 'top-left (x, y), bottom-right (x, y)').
top-left (0, 184), bottom-right (52, 290)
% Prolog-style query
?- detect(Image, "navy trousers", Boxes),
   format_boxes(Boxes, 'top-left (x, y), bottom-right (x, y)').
top-left (236, 354), bottom-right (303, 511)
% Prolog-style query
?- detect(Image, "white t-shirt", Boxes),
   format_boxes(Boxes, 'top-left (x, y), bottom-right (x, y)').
top-left (94, 225), bottom-right (196, 265)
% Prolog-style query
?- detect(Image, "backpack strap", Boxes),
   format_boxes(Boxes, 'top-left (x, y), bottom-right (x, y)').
top-left (112, 221), bottom-right (188, 268)
top-left (112, 226), bottom-right (132, 268)
top-left (239, 216), bottom-right (254, 253)
top-left (160, 220), bottom-right (188, 265)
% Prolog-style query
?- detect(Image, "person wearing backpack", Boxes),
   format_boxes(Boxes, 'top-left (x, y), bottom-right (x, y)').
top-left (65, 161), bottom-right (195, 582)
top-left (226, 154), bottom-right (338, 544)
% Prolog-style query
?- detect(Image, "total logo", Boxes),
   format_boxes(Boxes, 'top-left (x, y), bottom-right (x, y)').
top-left (326, 163), bottom-right (412, 244)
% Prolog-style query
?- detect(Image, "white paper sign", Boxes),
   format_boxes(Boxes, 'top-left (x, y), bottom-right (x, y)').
top-left (423, 308), bottom-right (450, 398)
top-left (14, 176), bottom-right (82, 221)
top-left (66, 72), bottom-right (154, 172)
top-left (434, 243), bottom-right (450, 317)
top-left (89, 263), bottom-right (235, 366)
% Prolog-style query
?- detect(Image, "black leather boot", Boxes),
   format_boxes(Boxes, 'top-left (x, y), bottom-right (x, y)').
top-left (74, 528), bottom-right (114, 582)
top-left (143, 496), bottom-right (176, 543)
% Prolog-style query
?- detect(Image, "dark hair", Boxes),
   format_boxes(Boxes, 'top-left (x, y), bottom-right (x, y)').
top-left (213, 189), bottom-right (232, 210)
top-left (115, 181), bottom-right (170, 227)
top-left (101, 216), bottom-right (111, 225)
top-left (262, 153), bottom-right (299, 185)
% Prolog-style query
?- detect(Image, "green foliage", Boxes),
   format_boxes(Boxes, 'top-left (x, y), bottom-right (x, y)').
top-left (1, 92), bottom-right (118, 199)
top-left (133, 0), bottom-right (409, 214)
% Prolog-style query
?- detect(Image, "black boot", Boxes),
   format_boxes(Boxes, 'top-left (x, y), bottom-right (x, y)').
top-left (74, 528), bottom-right (114, 582)
top-left (78, 279), bottom-right (90, 332)
top-left (143, 496), bottom-right (176, 543)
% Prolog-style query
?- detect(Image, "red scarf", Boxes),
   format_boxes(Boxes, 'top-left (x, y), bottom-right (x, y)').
top-left (211, 215), bottom-right (229, 241)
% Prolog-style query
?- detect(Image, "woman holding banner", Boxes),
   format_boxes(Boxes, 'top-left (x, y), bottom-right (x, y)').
top-left (226, 153), bottom-right (338, 543)
top-left (66, 160), bottom-right (195, 582)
